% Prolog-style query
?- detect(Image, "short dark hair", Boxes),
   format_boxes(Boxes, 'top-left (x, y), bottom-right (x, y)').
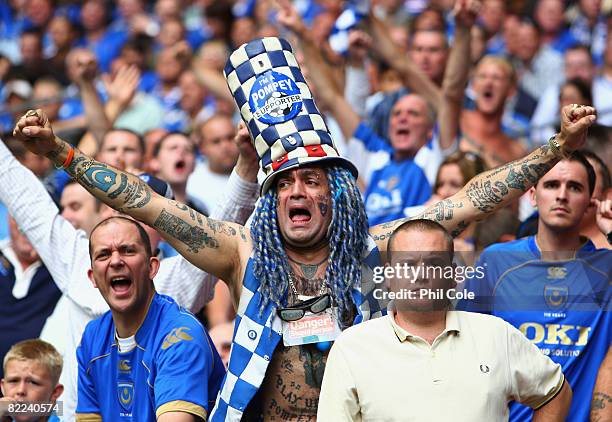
top-left (582, 149), bottom-right (611, 192)
top-left (560, 78), bottom-right (592, 106)
top-left (20, 28), bottom-right (43, 41)
top-left (89, 216), bottom-right (152, 261)
top-left (561, 150), bottom-right (597, 196)
top-left (62, 179), bottom-right (103, 212)
top-left (100, 128), bottom-right (145, 155)
top-left (152, 131), bottom-right (195, 158)
top-left (565, 44), bottom-right (593, 61)
top-left (386, 219), bottom-right (454, 262)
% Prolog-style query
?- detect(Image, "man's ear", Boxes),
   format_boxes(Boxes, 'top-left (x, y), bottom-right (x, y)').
top-left (450, 261), bottom-right (457, 290)
top-left (148, 256), bottom-right (160, 280)
top-left (383, 262), bottom-right (392, 291)
top-left (529, 187), bottom-right (537, 208)
top-left (50, 383), bottom-right (64, 401)
top-left (87, 268), bottom-right (98, 289)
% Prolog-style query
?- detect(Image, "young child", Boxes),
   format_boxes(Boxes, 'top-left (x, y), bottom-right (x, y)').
top-left (1, 339), bottom-right (63, 422)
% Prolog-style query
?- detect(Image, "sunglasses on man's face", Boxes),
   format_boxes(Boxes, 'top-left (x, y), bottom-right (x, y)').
top-left (277, 294), bottom-right (331, 322)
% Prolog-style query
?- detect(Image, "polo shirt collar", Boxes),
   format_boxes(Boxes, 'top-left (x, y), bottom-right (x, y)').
top-left (387, 302), bottom-right (461, 342)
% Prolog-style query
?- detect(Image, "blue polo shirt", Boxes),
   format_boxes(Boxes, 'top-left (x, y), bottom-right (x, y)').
top-left (77, 293), bottom-right (224, 421)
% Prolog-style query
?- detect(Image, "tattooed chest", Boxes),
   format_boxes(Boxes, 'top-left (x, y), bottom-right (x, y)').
top-left (259, 344), bottom-right (328, 421)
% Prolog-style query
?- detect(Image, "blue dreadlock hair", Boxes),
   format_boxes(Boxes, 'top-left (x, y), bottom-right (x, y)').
top-left (250, 166), bottom-right (369, 320)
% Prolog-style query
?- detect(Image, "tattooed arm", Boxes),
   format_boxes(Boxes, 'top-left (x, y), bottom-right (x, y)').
top-left (13, 109), bottom-right (250, 290)
top-left (370, 104), bottom-right (597, 251)
top-left (591, 346), bottom-right (612, 422)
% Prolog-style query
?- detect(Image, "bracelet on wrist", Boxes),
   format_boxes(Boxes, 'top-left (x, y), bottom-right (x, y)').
top-left (548, 134), bottom-right (571, 159)
top-left (607, 231), bottom-right (612, 246)
top-left (53, 145), bottom-right (74, 170)
top-left (62, 146), bottom-right (74, 169)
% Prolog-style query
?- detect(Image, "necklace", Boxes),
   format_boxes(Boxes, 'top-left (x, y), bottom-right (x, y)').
top-left (286, 255), bottom-right (328, 280)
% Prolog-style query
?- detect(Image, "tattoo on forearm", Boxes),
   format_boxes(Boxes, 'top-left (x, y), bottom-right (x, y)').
top-left (450, 221), bottom-right (469, 238)
top-left (109, 174), bottom-right (128, 199)
top-left (467, 147), bottom-right (556, 213)
top-left (373, 231), bottom-right (392, 242)
top-left (171, 200), bottom-right (205, 225)
top-left (79, 162), bottom-right (117, 192)
top-left (372, 217), bottom-right (411, 242)
top-left (66, 156), bottom-right (86, 176)
top-left (466, 179), bottom-right (508, 213)
top-left (122, 178), bottom-right (151, 209)
top-left (154, 209), bottom-right (219, 252)
top-left (592, 392), bottom-right (611, 410)
top-left (420, 199), bottom-right (464, 222)
top-left (239, 226), bottom-right (247, 242)
top-left (46, 141), bottom-right (65, 161)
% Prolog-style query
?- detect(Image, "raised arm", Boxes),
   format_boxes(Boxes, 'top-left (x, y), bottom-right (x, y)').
top-left (78, 64), bottom-right (141, 157)
top-left (366, 10), bottom-right (442, 111)
top-left (437, 0), bottom-right (479, 150)
top-left (370, 104), bottom-right (597, 250)
top-left (73, 51), bottom-right (111, 154)
top-left (13, 110), bottom-right (248, 289)
top-left (277, 0), bottom-right (361, 141)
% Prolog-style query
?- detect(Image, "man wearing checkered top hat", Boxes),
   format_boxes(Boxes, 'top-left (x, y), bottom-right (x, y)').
top-left (13, 29), bottom-right (598, 422)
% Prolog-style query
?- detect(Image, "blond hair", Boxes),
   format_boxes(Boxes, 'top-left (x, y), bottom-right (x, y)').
top-left (476, 55), bottom-right (516, 84)
top-left (3, 339), bottom-right (63, 386)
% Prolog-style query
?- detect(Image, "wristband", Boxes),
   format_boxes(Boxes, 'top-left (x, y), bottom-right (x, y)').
top-left (61, 146), bottom-right (74, 169)
top-left (607, 231), bottom-right (612, 246)
top-left (52, 144), bottom-right (74, 170)
top-left (548, 135), bottom-right (570, 159)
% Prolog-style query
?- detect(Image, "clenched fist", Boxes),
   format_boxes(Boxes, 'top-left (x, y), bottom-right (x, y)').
top-left (12, 109), bottom-right (59, 157)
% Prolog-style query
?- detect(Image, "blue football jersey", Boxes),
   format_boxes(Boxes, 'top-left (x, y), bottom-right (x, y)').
top-left (77, 293), bottom-right (225, 421)
top-left (459, 236), bottom-right (611, 421)
top-left (352, 123), bottom-right (433, 225)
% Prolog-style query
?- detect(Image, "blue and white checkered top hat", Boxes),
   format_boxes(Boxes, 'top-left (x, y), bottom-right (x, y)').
top-left (223, 37), bottom-right (357, 194)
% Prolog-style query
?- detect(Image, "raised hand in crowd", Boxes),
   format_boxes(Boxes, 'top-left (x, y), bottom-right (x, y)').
top-left (276, 0), bottom-right (308, 37)
top-left (453, 0), bottom-right (481, 28)
top-left (102, 64), bottom-right (141, 113)
top-left (595, 192), bottom-right (612, 238)
top-left (233, 122), bottom-right (259, 183)
top-left (71, 49), bottom-right (98, 87)
top-left (346, 30), bottom-right (372, 66)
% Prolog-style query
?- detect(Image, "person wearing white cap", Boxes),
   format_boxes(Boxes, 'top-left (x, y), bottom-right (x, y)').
top-left (12, 34), bottom-right (597, 420)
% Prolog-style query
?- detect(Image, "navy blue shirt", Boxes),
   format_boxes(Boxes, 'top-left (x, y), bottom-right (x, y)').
top-left (0, 250), bottom-right (61, 379)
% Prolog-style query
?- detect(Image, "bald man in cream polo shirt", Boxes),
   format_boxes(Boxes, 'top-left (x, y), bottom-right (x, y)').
top-left (318, 219), bottom-right (572, 421)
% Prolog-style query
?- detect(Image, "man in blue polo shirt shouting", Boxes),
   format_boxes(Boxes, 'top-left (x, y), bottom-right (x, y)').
top-left (76, 216), bottom-right (224, 421)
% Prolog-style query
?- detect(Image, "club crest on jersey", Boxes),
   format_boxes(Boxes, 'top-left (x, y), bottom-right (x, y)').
top-left (118, 359), bottom-right (131, 372)
top-left (249, 70), bottom-right (302, 124)
top-left (544, 285), bottom-right (569, 309)
top-left (117, 382), bottom-right (134, 411)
